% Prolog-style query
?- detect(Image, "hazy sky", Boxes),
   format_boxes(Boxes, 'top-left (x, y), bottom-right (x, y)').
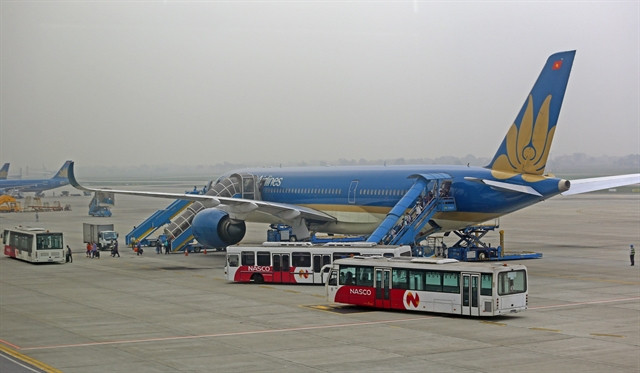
top-left (1, 1), bottom-right (638, 172)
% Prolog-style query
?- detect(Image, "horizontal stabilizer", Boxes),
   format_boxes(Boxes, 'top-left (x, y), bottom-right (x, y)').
top-left (562, 174), bottom-right (640, 196)
top-left (464, 177), bottom-right (542, 196)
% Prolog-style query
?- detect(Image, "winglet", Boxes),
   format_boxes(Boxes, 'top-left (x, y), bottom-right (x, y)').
top-left (488, 51), bottom-right (576, 179)
top-left (68, 161), bottom-right (94, 192)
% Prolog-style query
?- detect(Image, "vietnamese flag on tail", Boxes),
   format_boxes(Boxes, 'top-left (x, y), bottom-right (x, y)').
top-left (552, 59), bottom-right (563, 70)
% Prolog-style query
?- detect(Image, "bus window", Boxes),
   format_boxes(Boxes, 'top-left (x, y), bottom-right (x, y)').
top-left (409, 270), bottom-right (424, 291)
top-left (313, 255), bottom-right (332, 272)
top-left (36, 234), bottom-right (62, 250)
top-left (498, 270), bottom-right (527, 295)
top-left (392, 269), bottom-right (408, 289)
top-left (292, 252), bottom-right (311, 267)
top-left (228, 254), bottom-right (239, 267)
top-left (481, 274), bottom-right (492, 296)
top-left (425, 271), bottom-right (442, 292)
top-left (241, 251), bottom-right (255, 266)
top-left (328, 270), bottom-right (337, 286)
top-left (256, 251), bottom-right (270, 266)
top-left (313, 255), bottom-right (321, 272)
top-left (357, 266), bottom-right (373, 287)
top-left (339, 266), bottom-right (356, 285)
top-left (442, 272), bottom-right (460, 293)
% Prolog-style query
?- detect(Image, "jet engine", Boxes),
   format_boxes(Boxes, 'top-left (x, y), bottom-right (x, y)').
top-left (191, 208), bottom-right (246, 248)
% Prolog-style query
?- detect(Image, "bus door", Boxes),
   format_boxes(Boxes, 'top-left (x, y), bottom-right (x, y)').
top-left (272, 253), bottom-right (291, 283)
top-left (313, 254), bottom-right (331, 284)
top-left (462, 273), bottom-right (480, 316)
top-left (374, 268), bottom-right (391, 309)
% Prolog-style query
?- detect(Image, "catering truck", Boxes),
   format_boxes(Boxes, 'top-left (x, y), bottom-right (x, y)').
top-left (82, 223), bottom-right (118, 251)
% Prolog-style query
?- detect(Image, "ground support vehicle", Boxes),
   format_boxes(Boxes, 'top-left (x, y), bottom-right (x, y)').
top-left (82, 223), bottom-right (119, 251)
top-left (3, 226), bottom-right (65, 263)
top-left (445, 226), bottom-right (542, 261)
top-left (226, 242), bottom-right (411, 284)
top-left (326, 256), bottom-right (528, 316)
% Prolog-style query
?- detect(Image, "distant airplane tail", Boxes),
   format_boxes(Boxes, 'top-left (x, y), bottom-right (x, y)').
top-left (487, 51), bottom-right (576, 180)
top-left (52, 161), bottom-right (73, 179)
top-left (0, 163), bottom-right (9, 180)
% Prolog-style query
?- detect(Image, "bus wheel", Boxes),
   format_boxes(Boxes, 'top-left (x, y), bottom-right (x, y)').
top-left (289, 236), bottom-right (297, 242)
top-left (251, 273), bottom-right (264, 283)
top-left (478, 252), bottom-right (487, 260)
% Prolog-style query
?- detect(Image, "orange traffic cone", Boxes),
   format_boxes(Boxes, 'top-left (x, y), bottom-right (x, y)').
top-left (203, 249), bottom-right (207, 255)
top-left (184, 249), bottom-right (189, 256)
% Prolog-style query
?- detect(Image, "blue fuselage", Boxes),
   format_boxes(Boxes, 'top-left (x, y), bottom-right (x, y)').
top-left (224, 165), bottom-right (566, 233)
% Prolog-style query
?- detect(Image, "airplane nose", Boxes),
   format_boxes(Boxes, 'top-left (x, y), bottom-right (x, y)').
top-left (558, 179), bottom-right (571, 192)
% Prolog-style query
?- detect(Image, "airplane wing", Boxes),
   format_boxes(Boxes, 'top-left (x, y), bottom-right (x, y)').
top-left (68, 162), bottom-right (336, 223)
top-left (562, 174), bottom-right (640, 196)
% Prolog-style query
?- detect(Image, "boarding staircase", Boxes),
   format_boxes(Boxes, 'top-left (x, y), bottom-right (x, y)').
top-left (366, 174), bottom-right (456, 246)
top-left (125, 198), bottom-right (194, 246)
top-left (163, 173), bottom-right (260, 251)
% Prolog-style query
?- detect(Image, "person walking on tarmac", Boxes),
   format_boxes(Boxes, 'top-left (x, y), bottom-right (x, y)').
top-left (165, 237), bottom-right (171, 255)
top-left (156, 239), bottom-right (162, 254)
top-left (111, 240), bottom-right (120, 257)
top-left (65, 245), bottom-right (73, 263)
top-left (631, 244), bottom-right (635, 266)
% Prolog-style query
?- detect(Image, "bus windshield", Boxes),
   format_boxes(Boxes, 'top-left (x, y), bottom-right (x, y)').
top-left (498, 270), bottom-right (527, 295)
top-left (36, 233), bottom-right (64, 250)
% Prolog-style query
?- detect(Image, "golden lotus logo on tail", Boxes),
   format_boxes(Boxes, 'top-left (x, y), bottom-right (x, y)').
top-left (491, 94), bottom-right (554, 182)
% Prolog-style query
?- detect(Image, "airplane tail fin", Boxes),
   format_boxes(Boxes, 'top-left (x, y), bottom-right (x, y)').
top-left (487, 51), bottom-right (575, 179)
top-left (0, 163), bottom-right (9, 180)
top-left (52, 161), bottom-right (73, 179)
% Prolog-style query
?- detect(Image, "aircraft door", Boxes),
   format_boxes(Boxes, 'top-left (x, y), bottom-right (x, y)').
top-left (241, 175), bottom-right (257, 200)
top-left (348, 180), bottom-right (359, 204)
top-left (374, 268), bottom-right (391, 309)
top-left (272, 253), bottom-right (291, 283)
top-left (462, 273), bottom-right (480, 316)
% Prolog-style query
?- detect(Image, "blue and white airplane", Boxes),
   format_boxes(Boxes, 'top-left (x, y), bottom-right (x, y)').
top-left (0, 161), bottom-right (72, 194)
top-left (0, 163), bottom-right (9, 180)
top-left (69, 51), bottom-right (639, 249)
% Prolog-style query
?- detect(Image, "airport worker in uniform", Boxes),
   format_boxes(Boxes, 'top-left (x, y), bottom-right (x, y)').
top-left (631, 244), bottom-right (635, 266)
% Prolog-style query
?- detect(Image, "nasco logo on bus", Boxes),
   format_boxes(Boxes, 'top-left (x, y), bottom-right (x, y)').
top-left (349, 288), bottom-right (372, 296)
top-left (248, 266), bottom-right (271, 272)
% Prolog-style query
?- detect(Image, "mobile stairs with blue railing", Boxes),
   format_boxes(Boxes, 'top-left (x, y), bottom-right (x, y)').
top-left (366, 174), bottom-right (456, 250)
top-left (125, 189), bottom-right (202, 250)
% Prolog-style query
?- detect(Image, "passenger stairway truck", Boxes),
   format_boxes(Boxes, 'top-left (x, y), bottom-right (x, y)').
top-left (126, 188), bottom-right (206, 252)
top-left (125, 198), bottom-right (192, 247)
top-left (366, 174), bottom-right (456, 250)
top-left (88, 191), bottom-right (114, 217)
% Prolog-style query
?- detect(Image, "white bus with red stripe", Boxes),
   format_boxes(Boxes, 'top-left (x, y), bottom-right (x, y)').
top-left (225, 242), bottom-right (411, 284)
top-left (3, 226), bottom-right (65, 263)
top-left (326, 256), bottom-right (527, 316)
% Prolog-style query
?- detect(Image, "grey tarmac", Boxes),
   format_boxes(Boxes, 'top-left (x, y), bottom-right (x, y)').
top-left (1, 191), bottom-right (638, 372)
